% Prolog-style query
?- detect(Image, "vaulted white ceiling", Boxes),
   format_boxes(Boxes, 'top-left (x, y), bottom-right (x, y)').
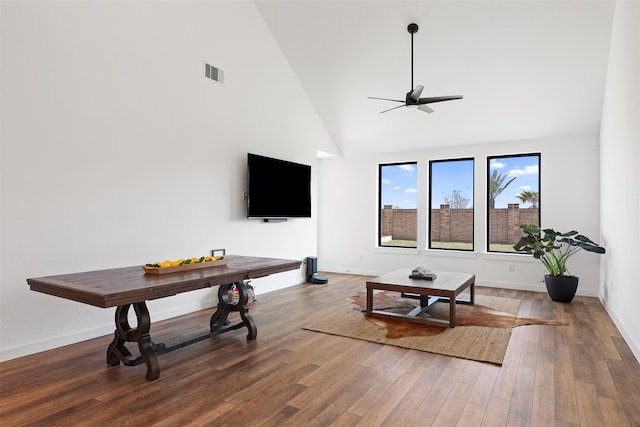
top-left (255, 0), bottom-right (615, 157)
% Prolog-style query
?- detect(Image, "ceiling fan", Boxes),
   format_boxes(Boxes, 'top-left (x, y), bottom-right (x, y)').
top-left (368, 23), bottom-right (463, 114)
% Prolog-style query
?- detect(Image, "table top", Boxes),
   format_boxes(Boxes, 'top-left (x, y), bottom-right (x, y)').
top-left (366, 269), bottom-right (475, 293)
top-left (27, 255), bottom-right (301, 308)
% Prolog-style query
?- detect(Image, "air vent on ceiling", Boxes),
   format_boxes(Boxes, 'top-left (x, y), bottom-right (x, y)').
top-left (204, 62), bottom-right (224, 84)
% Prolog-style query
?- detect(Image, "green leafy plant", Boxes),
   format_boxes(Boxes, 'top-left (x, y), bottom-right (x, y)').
top-left (513, 224), bottom-right (605, 277)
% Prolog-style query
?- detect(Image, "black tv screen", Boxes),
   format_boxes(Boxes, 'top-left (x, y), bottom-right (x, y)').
top-left (247, 153), bottom-right (311, 219)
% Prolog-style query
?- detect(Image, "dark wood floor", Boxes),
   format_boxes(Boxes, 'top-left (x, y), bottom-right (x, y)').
top-left (1, 272), bottom-right (639, 426)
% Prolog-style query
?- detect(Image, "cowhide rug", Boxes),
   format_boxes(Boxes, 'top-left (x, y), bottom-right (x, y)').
top-left (351, 290), bottom-right (567, 339)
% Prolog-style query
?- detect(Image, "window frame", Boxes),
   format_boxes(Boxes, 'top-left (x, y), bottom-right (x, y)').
top-left (428, 157), bottom-right (475, 252)
top-left (486, 152), bottom-right (541, 253)
top-left (378, 161), bottom-right (418, 249)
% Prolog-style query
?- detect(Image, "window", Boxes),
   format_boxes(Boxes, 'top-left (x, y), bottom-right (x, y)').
top-left (487, 153), bottom-right (540, 252)
top-left (429, 158), bottom-right (474, 250)
top-left (379, 162), bottom-right (417, 248)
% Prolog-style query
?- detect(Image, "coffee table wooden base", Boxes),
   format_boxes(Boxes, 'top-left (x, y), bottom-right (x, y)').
top-left (366, 270), bottom-right (475, 328)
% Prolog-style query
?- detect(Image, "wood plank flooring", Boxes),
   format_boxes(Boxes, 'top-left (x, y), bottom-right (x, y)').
top-left (1, 272), bottom-right (639, 426)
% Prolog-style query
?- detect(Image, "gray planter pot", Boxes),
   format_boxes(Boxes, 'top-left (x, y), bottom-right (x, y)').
top-left (544, 275), bottom-right (579, 303)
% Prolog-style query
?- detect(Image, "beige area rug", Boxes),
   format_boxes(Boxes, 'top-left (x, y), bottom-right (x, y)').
top-left (302, 291), bottom-right (566, 365)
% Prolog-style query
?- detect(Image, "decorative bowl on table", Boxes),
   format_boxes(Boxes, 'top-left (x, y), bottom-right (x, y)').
top-left (142, 256), bottom-right (227, 274)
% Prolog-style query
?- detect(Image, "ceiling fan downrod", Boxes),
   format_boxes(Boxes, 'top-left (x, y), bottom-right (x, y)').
top-left (408, 23), bottom-right (419, 91)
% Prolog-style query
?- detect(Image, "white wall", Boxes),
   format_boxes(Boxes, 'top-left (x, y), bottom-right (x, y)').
top-left (318, 134), bottom-right (602, 295)
top-left (600, 0), bottom-right (640, 361)
top-left (0, 1), bottom-right (335, 360)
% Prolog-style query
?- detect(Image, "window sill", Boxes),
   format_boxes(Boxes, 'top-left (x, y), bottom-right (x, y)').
top-left (421, 249), bottom-right (478, 259)
top-left (374, 247), bottom-right (478, 259)
top-left (478, 252), bottom-right (538, 263)
top-left (373, 247), bottom-right (538, 262)
top-left (375, 246), bottom-right (420, 255)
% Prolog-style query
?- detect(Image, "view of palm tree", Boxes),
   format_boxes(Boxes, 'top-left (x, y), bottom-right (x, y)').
top-left (488, 154), bottom-right (540, 252)
top-left (488, 169), bottom-right (517, 209)
top-left (516, 190), bottom-right (539, 207)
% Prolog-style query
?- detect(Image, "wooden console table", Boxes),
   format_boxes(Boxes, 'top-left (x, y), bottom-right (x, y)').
top-left (27, 255), bottom-right (301, 380)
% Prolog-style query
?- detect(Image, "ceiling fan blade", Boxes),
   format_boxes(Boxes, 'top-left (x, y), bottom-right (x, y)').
top-left (417, 104), bottom-right (434, 113)
top-left (417, 95), bottom-right (463, 105)
top-left (367, 96), bottom-right (404, 103)
top-left (379, 104), bottom-right (407, 114)
top-left (408, 85), bottom-right (424, 103)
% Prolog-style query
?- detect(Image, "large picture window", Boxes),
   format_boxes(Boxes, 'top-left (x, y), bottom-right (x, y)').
top-left (429, 158), bottom-right (474, 250)
top-left (487, 153), bottom-right (540, 252)
top-left (379, 162), bottom-right (417, 248)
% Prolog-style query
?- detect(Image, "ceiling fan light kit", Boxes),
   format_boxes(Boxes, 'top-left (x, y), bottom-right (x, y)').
top-left (368, 23), bottom-right (463, 114)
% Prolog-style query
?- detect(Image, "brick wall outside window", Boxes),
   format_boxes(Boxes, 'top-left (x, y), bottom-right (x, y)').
top-left (381, 204), bottom-right (539, 244)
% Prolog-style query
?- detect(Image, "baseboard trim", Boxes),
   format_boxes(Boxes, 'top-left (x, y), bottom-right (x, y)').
top-left (0, 297), bottom-right (218, 362)
top-left (2, 273), bottom-right (305, 362)
top-left (320, 267), bottom-right (597, 297)
top-left (599, 293), bottom-right (640, 364)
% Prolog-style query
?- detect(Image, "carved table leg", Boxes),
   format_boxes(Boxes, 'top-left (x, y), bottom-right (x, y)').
top-left (209, 294), bottom-right (231, 332)
top-left (210, 281), bottom-right (257, 340)
top-left (236, 280), bottom-right (257, 340)
top-left (107, 282), bottom-right (258, 381)
top-left (106, 302), bottom-right (161, 381)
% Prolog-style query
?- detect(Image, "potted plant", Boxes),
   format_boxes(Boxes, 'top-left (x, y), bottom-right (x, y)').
top-left (513, 224), bottom-right (606, 302)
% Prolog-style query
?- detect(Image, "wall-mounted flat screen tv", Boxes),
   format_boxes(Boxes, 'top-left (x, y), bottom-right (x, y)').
top-left (247, 153), bottom-right (311, 219)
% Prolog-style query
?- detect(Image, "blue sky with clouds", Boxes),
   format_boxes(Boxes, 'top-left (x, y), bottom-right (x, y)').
top-left (380, 163), bottom-right (418, 208)
top-left (380, 155), bottom-right (539, 209)
top-left (430, 159), bottom-right (474, 208)
top-left (489, 155), bottom-right (540, 208)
